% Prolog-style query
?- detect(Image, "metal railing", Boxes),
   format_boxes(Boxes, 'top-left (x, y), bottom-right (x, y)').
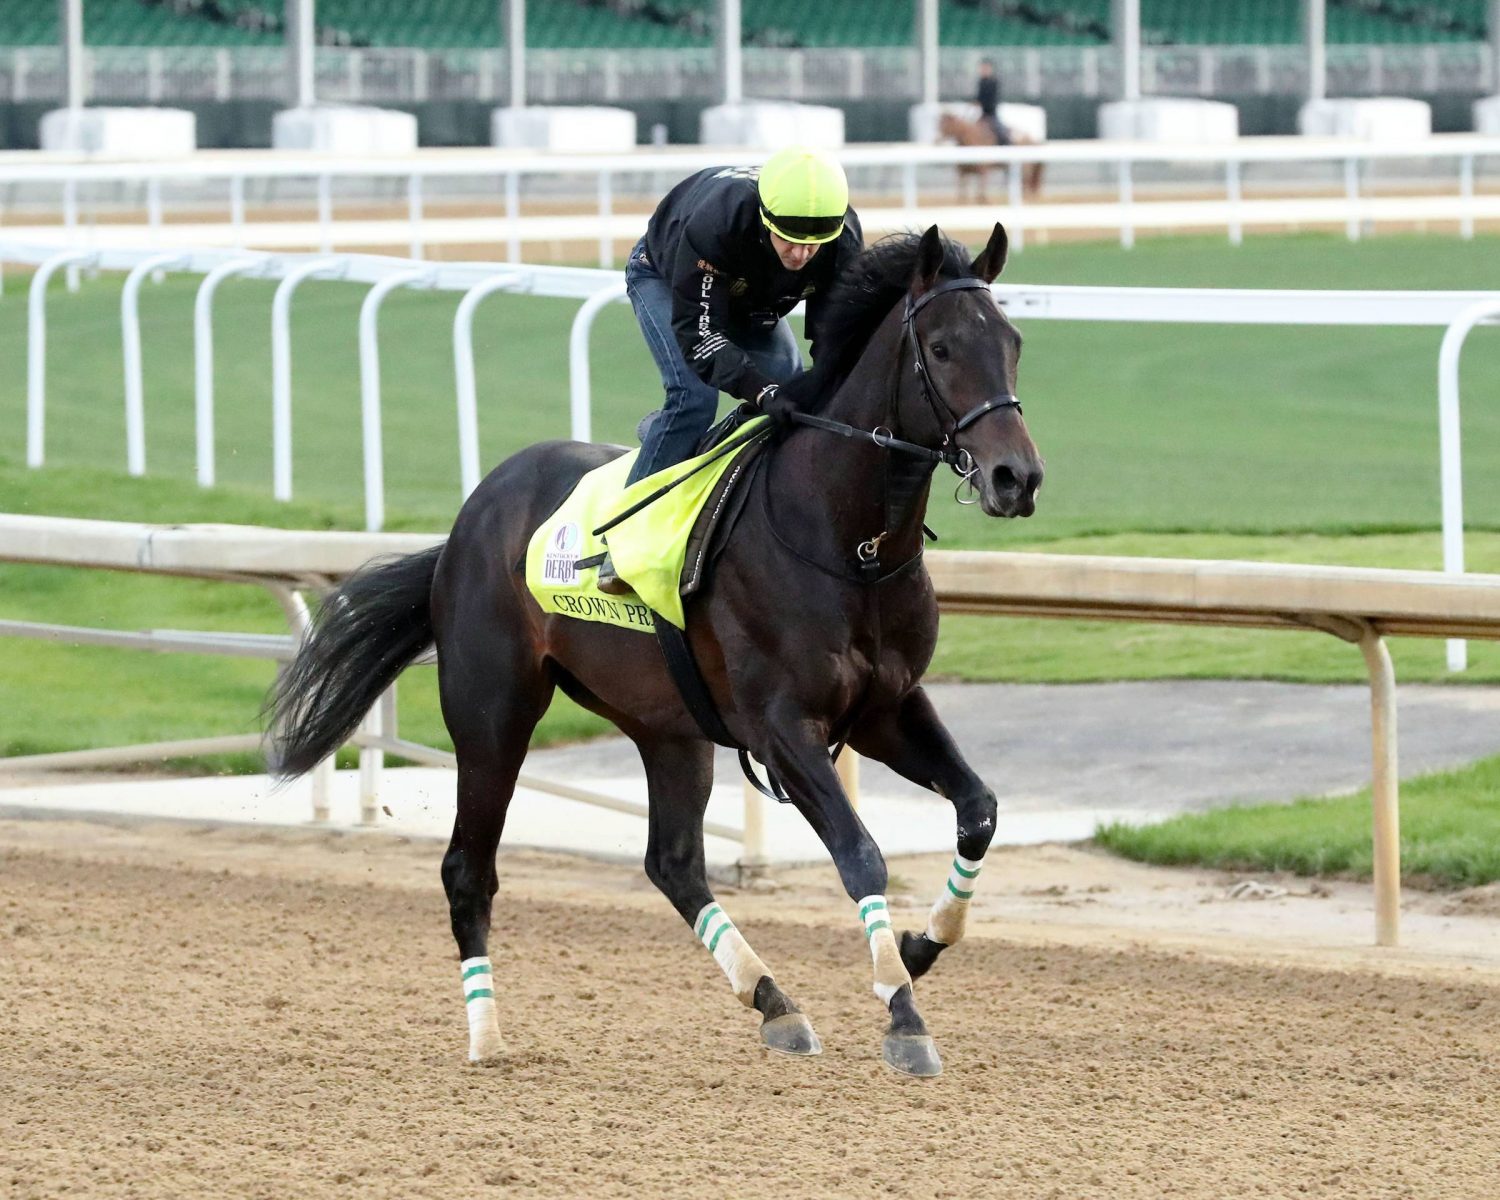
top-left (2, 236), bottom-right (1497, 667)
top-left (0, 42), bottom-right (1493, 105)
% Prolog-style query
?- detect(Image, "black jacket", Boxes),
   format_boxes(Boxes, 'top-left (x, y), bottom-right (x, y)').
top-left (643, 166), bottom-right (864, 402)
top-left (977, 74), bottom-right (1000, 116)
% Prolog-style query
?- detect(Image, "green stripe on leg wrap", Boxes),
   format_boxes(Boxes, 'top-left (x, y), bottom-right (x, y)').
top-left (465, 988), bottom-right (494, 1001)
top-left (946, 879), bottom-right (974, 900)
top-left (462, 963), bottom-right (492, 980)
top-left (864, 919), bottom-right (891, 938)
top-left (695, 905), bottom-right (723, 939)
top-left (952, 858), bottom-right (980, 879)
top-left (858, 899), bottom-right (888, 921)
top-left (707, 921), bottom-right (732, 954)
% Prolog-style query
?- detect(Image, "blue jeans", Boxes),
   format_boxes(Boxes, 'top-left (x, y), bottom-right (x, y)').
top-left (624, 238), bottom-right (803, 485)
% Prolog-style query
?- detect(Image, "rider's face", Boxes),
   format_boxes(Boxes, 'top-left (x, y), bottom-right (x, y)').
top-left (769, 233), bottom-right (821, 271)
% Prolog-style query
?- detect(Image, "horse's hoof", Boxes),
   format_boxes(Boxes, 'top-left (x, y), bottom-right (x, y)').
top-left (882, 1032), bottom-right (943, 1078)
top-left (761, 1012), bottom-right (822, 1056)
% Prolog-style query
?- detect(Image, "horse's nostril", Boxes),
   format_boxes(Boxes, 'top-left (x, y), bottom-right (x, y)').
top-left (1027, 467), bottom-right (1044, 496)
top-left (991, 465), bottom-right (1021, 495)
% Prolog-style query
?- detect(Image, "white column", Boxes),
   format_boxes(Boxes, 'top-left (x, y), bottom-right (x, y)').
top-left (1113, 0), bottom-right (1140, 100)
top-left (1305, 0), bottom-right (1326, 102)
top-left (718, 0), bottom-right (742, 105)
top-left (915, 0), bottom-right (938, 105)
top-left (503, 0), bottom-right (526, 108)
top-left (286, 0), bottom-right (315, 107)
top-left (59, 0), bottom-right (84, 110)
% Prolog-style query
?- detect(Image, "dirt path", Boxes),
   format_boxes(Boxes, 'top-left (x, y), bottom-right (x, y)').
top-left (3, 816), bottom-right (1498, 1199)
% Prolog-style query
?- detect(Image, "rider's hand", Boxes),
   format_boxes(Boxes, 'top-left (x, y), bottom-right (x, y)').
top-left (755, 384), bottom-right (797, 429)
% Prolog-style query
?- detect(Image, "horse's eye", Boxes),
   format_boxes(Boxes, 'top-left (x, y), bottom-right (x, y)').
top-left (931, 342), bottom-right (949, 362)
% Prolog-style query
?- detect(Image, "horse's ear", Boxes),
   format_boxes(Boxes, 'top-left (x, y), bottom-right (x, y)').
top-left (912, 224), bottom-right (946, 295)
top-left (970, 222), bottom-right (1009, 283)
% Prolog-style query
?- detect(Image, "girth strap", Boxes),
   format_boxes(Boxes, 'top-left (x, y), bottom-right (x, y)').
top-left (653, 614), bottom-right (792, 803)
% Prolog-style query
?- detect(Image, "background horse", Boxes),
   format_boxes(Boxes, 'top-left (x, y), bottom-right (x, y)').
top-left (940, 111), bottom-right (1045, 201)
top-left (266, 223), bottom-right (1043, 1078)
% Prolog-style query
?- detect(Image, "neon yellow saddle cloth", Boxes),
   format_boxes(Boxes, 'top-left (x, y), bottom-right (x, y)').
top-left (524, 417), bottom-right (769, 631)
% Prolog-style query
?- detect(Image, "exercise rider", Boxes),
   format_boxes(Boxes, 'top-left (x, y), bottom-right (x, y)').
top-left (597, 145), bottom-right (864, 593)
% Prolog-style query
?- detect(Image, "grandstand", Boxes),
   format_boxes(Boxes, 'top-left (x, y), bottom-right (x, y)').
top-left (0, 0), bottom-right (1488, 49)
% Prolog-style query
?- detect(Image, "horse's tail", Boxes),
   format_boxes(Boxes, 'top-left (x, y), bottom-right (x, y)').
top-left (264, 543), bottom-right (445, 778)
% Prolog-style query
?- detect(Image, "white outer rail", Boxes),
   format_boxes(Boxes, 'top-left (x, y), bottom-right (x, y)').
top-left (452, 270), bottom-right (527, 498)
top-left (120, 252), bottom-right (191, 476)
top-left (4, 239), bottom-right (1496, 615)
top-left (0, 135), bottom-right (1494, 258)
top-left (358, 267), bottom-right (438, 532)
top-left (1436, 299), bottom-right (1500, 671)
top-left (568, 281), bottom-right (629, 446)
top-left (26, 249), bottom-right (97, 467)
top-left (271, 256), bottom-right (348, 501)
top-left (193, 255), bottom-right (273, 488)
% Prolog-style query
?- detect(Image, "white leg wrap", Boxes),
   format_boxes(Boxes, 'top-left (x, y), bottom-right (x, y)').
top-left (926, 854), bottom-right (983, 947)
top-left (461, 956), bottom-right (503, 1062)
top-left (694, 903), bottom-right (771, 1007)
top-left (857, 895), bottom-right (912, 1006)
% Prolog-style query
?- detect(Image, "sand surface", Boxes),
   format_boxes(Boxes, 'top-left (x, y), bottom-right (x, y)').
top-left (3, 815), bottom-right (1499, 1199)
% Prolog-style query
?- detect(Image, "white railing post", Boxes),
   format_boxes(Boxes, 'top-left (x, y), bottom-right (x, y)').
top-left (62, 181), bottom-right (80, 291)
top-left (505, 170), bottom-right (522, 263)
top-left (229, 175), bottom-right (246, 248)
top-left (317, 172), bottom-right (333, 254)
top-left (1344, 156), bottom-right (1360, 242)
top-left (26, 250), bottom-right (98, 468)
top-left (407, 173), bottom-right (425, 260)
top-left (358, 268), bottom-right (437, 531)
top-left (568, 281), bottom-right (628, 444)
top-left (452, 271), bottom-right (525, 498)
top-left (120, 253), bottom-right (190, 477)
top-left (271, 257), bottom-right (348, 501)
top-left (1357, 623), bottom-right (1401, 948)
top-left (598, 170), bottom-right (613, 268)
top-left (1226, 158), bottom-right (1242, 247)
top-left (1006, 154), bottom-right (1024, 253)
top-left (1459, 154), bottom-right (1474, 241)
top-left (193, 255), bottom-right (271, 488)
top-left (1435, 299), bottom-right (1500, 672)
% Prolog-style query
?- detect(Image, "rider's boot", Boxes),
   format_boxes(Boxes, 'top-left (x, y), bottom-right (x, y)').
top-left (596, 553), bottom-right (631, 596)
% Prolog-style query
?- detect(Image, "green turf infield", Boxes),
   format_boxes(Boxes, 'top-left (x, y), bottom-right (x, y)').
top-left (3, 231), bottom-right (1499, 768)
top-left (1095, 754), bottom-right (1500, 889)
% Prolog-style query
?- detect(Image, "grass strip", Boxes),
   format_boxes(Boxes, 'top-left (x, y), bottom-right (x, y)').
top-left (1095, 755), bottom-right (1500, 889)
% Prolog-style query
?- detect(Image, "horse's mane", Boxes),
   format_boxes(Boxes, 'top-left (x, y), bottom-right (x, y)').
top-left (782, 230), bottom-right (975, 413)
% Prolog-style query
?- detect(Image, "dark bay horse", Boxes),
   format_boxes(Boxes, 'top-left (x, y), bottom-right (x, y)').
top-left (939, 112), bottom-right (1045, 201)
top-left (267, 223), bottom-right (1044, 1078)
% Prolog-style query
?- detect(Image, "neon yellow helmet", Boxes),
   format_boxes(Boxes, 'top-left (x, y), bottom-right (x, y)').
top-left (757, 146), bottom-right (849, 245)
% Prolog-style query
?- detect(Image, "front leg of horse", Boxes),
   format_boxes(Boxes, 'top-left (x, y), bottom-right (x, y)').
top-left (761, 714), bottom-right (942, 1077)
top-left (637, 736), bottom-right (821, 1057)
top-left (849, 688), bottom-right (998, 983)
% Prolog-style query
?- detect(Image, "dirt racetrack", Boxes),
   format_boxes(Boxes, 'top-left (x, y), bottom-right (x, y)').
top-left (3, 816), bottom-right (1499, 1200)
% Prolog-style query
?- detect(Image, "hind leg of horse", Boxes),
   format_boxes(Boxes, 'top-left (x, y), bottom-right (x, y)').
top-left (635, 736), bottom-right (821, 1056)
top-left (439, 655), bottom-right (552, 1063)
top-left (757, 707), bottom-right (941, 1077)
top-left (848, 687), bottom-right (996, 985)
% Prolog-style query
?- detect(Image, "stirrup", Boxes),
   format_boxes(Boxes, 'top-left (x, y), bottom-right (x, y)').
top-left (595, 553), bottom-right (632, 596)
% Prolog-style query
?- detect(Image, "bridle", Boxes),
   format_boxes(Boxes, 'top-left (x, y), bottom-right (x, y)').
top-left (902, 276), bottom-right (1023, 502)
top-left (790, 274), bottom-right (1023, 503)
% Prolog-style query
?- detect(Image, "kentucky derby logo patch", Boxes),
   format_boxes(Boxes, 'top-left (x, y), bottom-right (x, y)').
top-left (542, 522), bottom-right (581, 584)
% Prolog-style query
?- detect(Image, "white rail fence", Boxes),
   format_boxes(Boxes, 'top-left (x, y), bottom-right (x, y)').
top-left (1, 135), bottom-right (1498, 265)
top-left (3, 236), bottom-right (1497, 664)
top-left (5, 515), bottom-right (1500, 946)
